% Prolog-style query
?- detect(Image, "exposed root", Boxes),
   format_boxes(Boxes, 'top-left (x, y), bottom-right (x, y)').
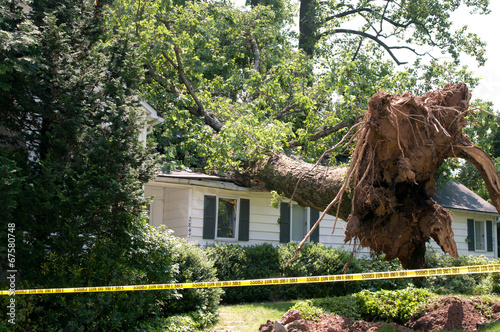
top-left (290, 83), bottom-right (500, 269)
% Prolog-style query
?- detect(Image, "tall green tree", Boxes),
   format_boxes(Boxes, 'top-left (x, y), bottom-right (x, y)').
top-left (0, 0), bottom-right (156, 281)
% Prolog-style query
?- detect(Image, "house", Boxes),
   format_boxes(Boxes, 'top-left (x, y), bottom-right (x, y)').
top-left (430, 180), bottom-right (499, 259)
top-left (144, 173), bottom-right (499, 259)
top-left (144, 171), bottom-right (365, 253)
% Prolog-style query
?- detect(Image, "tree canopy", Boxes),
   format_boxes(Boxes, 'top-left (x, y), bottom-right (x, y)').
top-left (109, 0), bottom-right (491, 174)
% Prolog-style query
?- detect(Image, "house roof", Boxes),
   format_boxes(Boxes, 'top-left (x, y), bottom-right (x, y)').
top-left (432, 180), bottom-right (498, 215)
top-left (154, 171), bottom-right (252, 191)
top-left (155, 171), bottom-right (499, 215)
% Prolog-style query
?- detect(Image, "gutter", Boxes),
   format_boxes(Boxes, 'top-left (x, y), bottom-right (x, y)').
top-left (153, 175), bottom-right (254, 192)
top-left (445, 207), bottom-right (500, 217)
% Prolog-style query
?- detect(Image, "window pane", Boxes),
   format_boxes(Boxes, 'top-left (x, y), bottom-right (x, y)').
top-left (217, 198), bottom-right (237, 238)
top-left (475, 220), bottom-right (485, 250)
top-left (291, 205), bottom-right (307, 242)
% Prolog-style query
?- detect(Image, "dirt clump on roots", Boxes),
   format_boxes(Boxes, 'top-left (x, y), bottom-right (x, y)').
top-left (259, 297), bottom-right (500, 331)
top-left (341, 83), bottom-right (500, 269)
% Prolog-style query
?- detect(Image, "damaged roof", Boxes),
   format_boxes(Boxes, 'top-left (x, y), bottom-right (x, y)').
top-left (156, 172), bottom-right (498, 215)
top-left (154, 170), bottom-right (251, 191)
top-left (433, 180), bottom-right (498, 215)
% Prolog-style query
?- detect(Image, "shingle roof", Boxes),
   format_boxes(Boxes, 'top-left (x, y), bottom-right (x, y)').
top-left (433, 180), bottom-right (498, 214)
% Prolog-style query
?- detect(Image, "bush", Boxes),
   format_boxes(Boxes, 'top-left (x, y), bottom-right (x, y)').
top-left (207, 242), bottom-right (413, 303)
top-left (291, 287), bottom-right (433, 324)
top-left (0, 224), bottom-right (221, 331)
top-left (165, 237), bottom-right (222, 327)
top-left (207, 242), bottom-right (281, 303)
top-left (421, 249), bottom-right (495, 295)
top-left (311, 295), bottom-right (363, 320)
top-left (290, 300), bottom-right (323, 320)
top-left (348, 252), bottom-right (412, 292)
top-left (354, 286), bottom-right (435, 324)
top-left (276, 242), bottom-right (354, 299)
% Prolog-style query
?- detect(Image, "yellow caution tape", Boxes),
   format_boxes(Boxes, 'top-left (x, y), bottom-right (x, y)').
top-left (2, 264), bottom-right (499, 295)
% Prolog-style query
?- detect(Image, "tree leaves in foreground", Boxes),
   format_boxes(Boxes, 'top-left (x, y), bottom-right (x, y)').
top-left (0, 0), bottom-right (156, 281)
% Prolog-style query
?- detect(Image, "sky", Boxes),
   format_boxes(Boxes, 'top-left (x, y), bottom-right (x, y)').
top-left (232, 0), bottom-right (500, 111)
top-left (452, 2), bottom-right (500, 111)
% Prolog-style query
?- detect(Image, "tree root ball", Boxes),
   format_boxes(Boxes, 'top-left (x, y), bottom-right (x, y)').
top-left (344, 83), bottom-right (500, 269)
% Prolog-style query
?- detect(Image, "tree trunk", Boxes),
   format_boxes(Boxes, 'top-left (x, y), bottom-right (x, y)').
top-left (299, 0), bottom-right (317, 57)
top-left (238, 153), bottom-right (350, 218)
top-left (240, 83), bottom-right (500, 269)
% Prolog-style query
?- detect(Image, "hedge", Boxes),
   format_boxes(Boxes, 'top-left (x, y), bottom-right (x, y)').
top-left (206, 242), bottom-right (499, 304)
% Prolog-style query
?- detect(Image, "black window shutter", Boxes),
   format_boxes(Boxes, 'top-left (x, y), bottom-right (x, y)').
top-left (203, 195), bottom-right (217, 239)
top-left (467, 218), bottom-right (475, 251)
top-left (486, 220), bottom-right (493, 252)
top-left (238, 199), bottom-right (250, 241)
top-left (280, 202), bottom-right (291, 243)
top-left (309, 208), bottom-right (320, 243)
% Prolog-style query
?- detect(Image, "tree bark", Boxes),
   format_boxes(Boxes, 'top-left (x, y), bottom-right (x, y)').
top-left (237, 153), bottom-right (351, 218)
top-left (299, 0), bottom-right (317, 57)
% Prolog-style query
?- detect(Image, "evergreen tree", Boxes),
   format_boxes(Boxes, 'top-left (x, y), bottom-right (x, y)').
top-left (0, 0), bottom-right (156, 282)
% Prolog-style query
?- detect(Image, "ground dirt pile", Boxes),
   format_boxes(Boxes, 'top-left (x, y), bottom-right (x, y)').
top-left (343, 83), bottom-right (500, 269)
top-left (259, 298), bottom-right (500, 331)
top-left (407, 297), bottom-right (498, 331)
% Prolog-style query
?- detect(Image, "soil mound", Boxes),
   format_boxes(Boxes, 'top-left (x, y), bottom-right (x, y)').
top-left (407, 297), bottom-right (494, 331)
top-left (259, 298), bottom-right (500, 331)
top-left (258, 310), bottom-right (410, 331)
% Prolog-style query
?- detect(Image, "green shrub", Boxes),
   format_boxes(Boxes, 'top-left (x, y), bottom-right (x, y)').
top-left (422, 249), bottom-right (495, 295)
top-left (311, 295), bottom-right (363, 320)
top-left (0, 224), bottom-right (221, 331)
top-left (290, 300), bottom-right (323, 320)
top-left (206, 243), bottom-right (281, 303)
top-left (207, 242), bottom-right (413, 303)
top-left (276, 242), bottom-right (354, 299)
top-left (492, 271), bottom-right (500, 295)
top-left (140, 314), bottom-right (198, 332)
top-left (354, 286), bottom-right (434, 324)
top-left (348, 253), bottom-right (412, 292)
top-left (165, 237), bottom-right (222, 322)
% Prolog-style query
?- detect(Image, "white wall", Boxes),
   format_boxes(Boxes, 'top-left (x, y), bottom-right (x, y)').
top-left (146, 181), bottom-right (368, 255)
top-left (146, 181), bottom-right (500, 260)
top-left (427, 209), bottom-right (498, 260)
top-left (144, 184), bottom-right (189, 237)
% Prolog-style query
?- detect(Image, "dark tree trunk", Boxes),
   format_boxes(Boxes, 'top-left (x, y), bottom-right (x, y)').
top-left (299, 0), bottom-right (317, 57)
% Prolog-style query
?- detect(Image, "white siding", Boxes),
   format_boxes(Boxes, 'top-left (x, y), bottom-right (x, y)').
top-left (427, 209), bottom-right (498, 259)
top-left (164, 188), bottom-right (190, 237)
top-left (144, 185), bottom-right (164, 228)
top-left (145, 184), bottom-right (189, 237)
top-left (146, 181), bottom-right (369, 255)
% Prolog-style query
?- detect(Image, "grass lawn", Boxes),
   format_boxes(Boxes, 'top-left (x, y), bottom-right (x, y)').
top-left (204, 301), bottom-right (295, 332)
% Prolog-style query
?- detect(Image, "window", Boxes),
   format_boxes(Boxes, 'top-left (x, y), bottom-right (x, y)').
top-left (203, 195), bottom-right (250, 241)
top-left (291, 205), bottom-right (307, 242)
top-left (217, 198), bottom-right (237, 238)
top-left (280, 202), bottom-right (320, 243)
top-left (475, 220), bottom-right (485, 251)
top-left (467, 218), bottom-right (493, 252)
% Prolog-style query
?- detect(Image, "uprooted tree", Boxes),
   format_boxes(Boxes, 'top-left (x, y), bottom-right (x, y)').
top-left (110, 0), bottom-right (497, 268)
top-left (240, 83), bottom-right (500, 269)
